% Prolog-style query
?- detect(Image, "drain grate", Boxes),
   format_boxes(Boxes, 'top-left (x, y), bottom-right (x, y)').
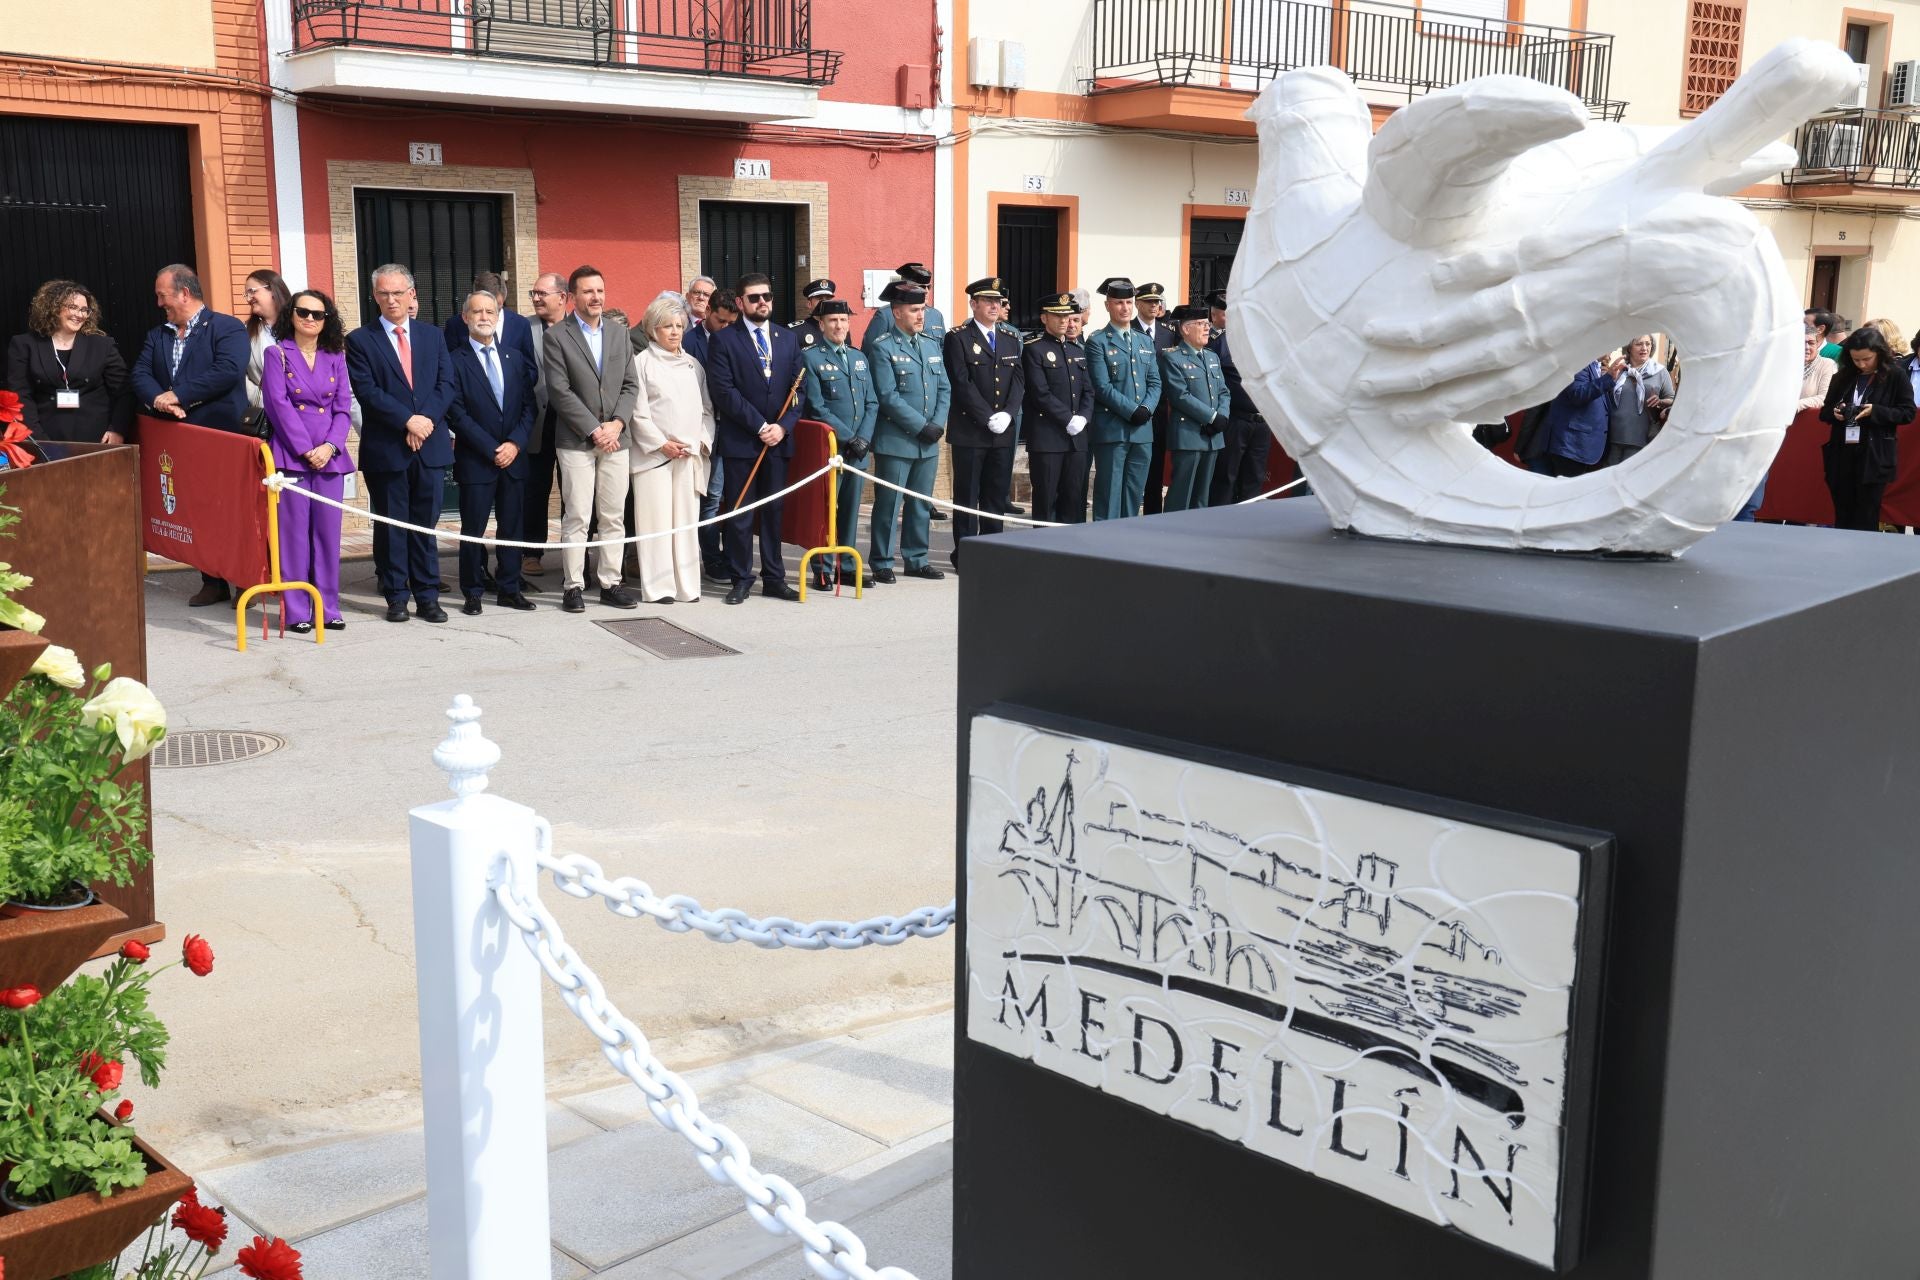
top-left (596, 617), bottom-right (740, 660)
top-left (151, 729), bottom-right (286, 769)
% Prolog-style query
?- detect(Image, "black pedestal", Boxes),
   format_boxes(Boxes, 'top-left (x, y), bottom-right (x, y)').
top-left (955, 502), bottom-right (1920, 1279)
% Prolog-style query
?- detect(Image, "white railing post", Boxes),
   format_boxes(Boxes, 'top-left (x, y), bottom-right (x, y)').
top-left (410, 694), bottom-right (552, 1279)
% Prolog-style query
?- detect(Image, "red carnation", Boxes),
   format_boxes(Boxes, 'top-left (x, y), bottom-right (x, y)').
top-left (173, 1189), bottom-right (230, 1253)
top-left (0, 987), bottom-right (41, 1009)
top-left (121, 940), bottom-right (151, 963)
top-left (78, 1052), bottom-right (124, 1092)
top-left (235, 1235), bottom-right (302, 1279)
top-left (0, 390), bottom-right (21, 424)
top-left (183, 934), bottom-right (215, 977)
top-left (115, 1099), bottom-right (134, 1122)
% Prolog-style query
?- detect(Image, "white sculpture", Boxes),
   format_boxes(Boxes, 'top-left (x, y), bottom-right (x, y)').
top-left (1229, 41), bottom-right (1859, 554)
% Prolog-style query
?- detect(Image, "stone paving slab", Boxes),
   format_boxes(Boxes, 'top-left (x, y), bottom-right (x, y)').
top-left (745, 1015), bottom-right (953, 1146)
top-left (217, 1194), bottom-right (590, 1279)
top-left (547, 1085), bottom-right (886, 1270)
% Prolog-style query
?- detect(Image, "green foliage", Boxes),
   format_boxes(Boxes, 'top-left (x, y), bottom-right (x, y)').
top-left (0, 667), bottom-right (152, 904)
top-left (0, 960), bottom-right (170, 1203)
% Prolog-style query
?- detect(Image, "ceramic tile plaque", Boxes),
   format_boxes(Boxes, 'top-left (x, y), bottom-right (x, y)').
top-left (965, 714), bottom-right (1609, 1271)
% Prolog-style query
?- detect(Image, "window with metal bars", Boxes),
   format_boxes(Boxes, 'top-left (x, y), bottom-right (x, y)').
top-left (1680, 0), bottom-right (1745, 117)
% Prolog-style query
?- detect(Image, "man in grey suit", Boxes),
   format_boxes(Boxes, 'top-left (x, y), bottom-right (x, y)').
top-left (544, 265), bottom-right (640, 613)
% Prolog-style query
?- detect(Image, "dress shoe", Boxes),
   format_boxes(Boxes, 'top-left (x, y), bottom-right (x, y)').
top-left (385, 601), bottom-right (411, 623)
top-left (903, 564), bottom-right (946, 580)
top-left (462, 597), bottom-right (484, 617)
top-left (725, 579), bottom-right (752, 605)
top-left (496, 592), bottom-right (538, 611)
top-left (648, 597), bottom-right (673, 606)
top-left (810, 568), bottom-right (834, 593)
top-left (599, 584), bottom-right (639, 610)
top-left (871, 568), bottom-right (897, 585)
top-left (324, 618), bottom-right (346, 631)
top-left (1005, 503), bottom-right (1026, 515)
top-left (763, 581), bottom-right (801, 602)
top-left (289, 621), bottom-right (314, 635)
top-left (929, 509), bottom-right (948, 521)
top-left (562, 587), bottom-right (586, 614)
top-left (704, 560), bottom-right (732, 584)
top-left (187, 582), bottom-right (230, 608)
top-left (522, 557), bottom-right (546, 576)
top-left (417, 602), bottom-right (450, 624)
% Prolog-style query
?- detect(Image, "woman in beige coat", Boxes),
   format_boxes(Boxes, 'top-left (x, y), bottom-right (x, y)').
top-left (630, 294), bottom-right (716, 603)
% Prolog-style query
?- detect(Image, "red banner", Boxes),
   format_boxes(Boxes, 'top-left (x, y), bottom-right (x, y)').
top-left (1758, 407), bottom-right (1920, 527)
top-left (137, 416), bottom-right (271, 589)
top-left (779, 419), bottom-right (836, 551)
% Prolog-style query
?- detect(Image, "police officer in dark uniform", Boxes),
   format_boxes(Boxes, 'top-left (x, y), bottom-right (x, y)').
top-left (791, 279), bottom-right (836, 352)
top-left (1133, 282), bottom-right (1179, 514)
top-left (1206, 288), bottom-right (1272, 506)
top-left (942, 276), bottom-right (1024, 570)
top-left (1021, 291), bottom-right (1094, 524)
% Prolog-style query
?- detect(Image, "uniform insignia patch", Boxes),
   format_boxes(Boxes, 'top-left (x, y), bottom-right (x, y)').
top-left (973, 343), bottom-right (982, 355)
top-left (1046, 351), bottom-right (1057, 363)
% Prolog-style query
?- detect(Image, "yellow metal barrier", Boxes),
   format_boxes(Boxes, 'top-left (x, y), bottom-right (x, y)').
top-left (798, 427), bottom-right (864, 603)
top-left (236, 442), bottom-right (324, 652)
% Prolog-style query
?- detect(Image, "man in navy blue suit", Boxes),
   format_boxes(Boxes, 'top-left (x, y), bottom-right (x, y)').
top-left (131, 263), bottom-right (252, 606)
top-left (705, 274), bottom-right (804, 605)
top-left (446, 288), bottom-right (539, 617)
top-left (346, 263), bottom-right (458, 624)
top-left (442, 271), bottom-right (538, 373)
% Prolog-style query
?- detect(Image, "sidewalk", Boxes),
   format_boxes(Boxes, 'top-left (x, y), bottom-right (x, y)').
top-left (144, 1011), bottom-right (954, 1278)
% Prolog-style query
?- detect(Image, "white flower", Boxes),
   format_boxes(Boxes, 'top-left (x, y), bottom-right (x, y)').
top-left (0, 597), bottom-right (44, 634)
top-left (80, 677), bottom-right (168, 762)
top-left (28, 644), bottom-right (83, 689)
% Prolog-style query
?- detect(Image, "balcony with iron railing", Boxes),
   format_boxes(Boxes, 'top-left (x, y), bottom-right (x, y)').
top-left (285, 0), bottom-right (842, 120)
top-left (1086, 0), bottom-right (1622, 134)
top-left (1787, 108), bottom-right (1920, 202)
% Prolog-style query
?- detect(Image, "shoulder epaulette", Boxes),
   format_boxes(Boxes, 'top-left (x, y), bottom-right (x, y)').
top-left (1023, 333), bottom-right (1043, 346)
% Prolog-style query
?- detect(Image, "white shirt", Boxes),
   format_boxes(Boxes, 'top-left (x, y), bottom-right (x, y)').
top-left (379, 314), bottom-right (413, 358)
top-left (574, 312), bottom-right (604, 371)
top-left (973, 319), bottom-right (998, 348)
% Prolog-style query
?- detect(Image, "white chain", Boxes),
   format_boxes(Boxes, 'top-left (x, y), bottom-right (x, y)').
top-left (490, 856), bottom-right (923, 1280)
top-left (534, 851), bottom-right (955, 950)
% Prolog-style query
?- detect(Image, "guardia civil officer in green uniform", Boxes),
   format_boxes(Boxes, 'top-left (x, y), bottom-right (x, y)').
top-left (866, 284), bottom-right (951, 583)
top-left (1158, 302), bottom-right (1231, 512)
top-left (800, 298), bottom-right (876, 590)
top-left (1021, 291), bottom-right (1095, 524)
top-left (942, 275), bottom-right (1024, 570)
top-left (790, 279), bottom-right (836, 353)
top-left (861, 263), bottom-right (948, 348)
top-left (1084, 277), bottom-right (1162, 521)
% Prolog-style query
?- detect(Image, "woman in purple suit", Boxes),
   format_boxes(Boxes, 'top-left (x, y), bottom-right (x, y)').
top-left (261, 289), bottom-right (356, 632)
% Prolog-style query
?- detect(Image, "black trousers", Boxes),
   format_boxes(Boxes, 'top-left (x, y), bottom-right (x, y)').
top-left (520, 444), bottom-right (556, 552)
top-left (1546, 453), bottom-right (1598, 479)
top-left (1210, 414), bottom-right (1273, 506)
top-left (1829, 475), bottom-right (1888, 531)
top-left (365, 460), bottom-right (447, 605)
top-left (1142, 405), bottom-right (1170, 515)
top-left (950, 443), bottom-right (1012, 548)
top-left (458, 475), bottom-right (525, 599)
top-left (720, 450), bottom-right (789, 586)
top-left (1029, 450), bottom-right (1088, 525)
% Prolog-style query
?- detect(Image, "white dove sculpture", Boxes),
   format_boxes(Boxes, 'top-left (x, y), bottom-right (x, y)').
top-left (1228, 40), bottom-right (1860, 555)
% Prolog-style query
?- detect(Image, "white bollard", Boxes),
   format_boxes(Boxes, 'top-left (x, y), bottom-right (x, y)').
top-left (410, 695), bottom-right (553, 1279)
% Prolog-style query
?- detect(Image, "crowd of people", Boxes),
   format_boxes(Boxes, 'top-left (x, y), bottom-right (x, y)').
top-left (5, 269), bottom-right (1909, 628)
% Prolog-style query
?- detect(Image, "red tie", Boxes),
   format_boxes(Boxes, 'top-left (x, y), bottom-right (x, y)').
top-left (395, 324), bottom-right (414, 388)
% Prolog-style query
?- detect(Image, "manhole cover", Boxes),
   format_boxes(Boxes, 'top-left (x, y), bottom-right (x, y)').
top-left (596, 617), bottom-right (740, 660)
top-left (151, 730), bottom-right (286, 769)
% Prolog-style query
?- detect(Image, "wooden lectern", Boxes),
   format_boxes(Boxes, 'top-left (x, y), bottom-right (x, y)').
top-left (4, 442), bottom-right (162, 951)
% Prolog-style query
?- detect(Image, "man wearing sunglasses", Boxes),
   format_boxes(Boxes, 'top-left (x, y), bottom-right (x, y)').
top-left (704, 273), bottom-right (805, 604)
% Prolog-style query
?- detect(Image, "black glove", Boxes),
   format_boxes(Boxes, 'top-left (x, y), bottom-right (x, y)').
top-left (917, 423), bottom-right (945, 445)
top-left (1205, 414), bottom-right (1227, 437)
top-left (842, 435), bottom-right (870, 463)
top-left (1130, 405), bottom-right (1153, 425)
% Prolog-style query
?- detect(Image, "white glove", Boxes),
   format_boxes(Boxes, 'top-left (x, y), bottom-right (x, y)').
top-left (1066, 415), bottom-right (1087, 437)
top-left (988, 412), bottom-right (1012, 434)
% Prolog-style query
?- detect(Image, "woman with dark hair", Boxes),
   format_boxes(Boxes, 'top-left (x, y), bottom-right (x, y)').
top-left (4, 279), bottom-right (133, 443)
top-left (1819, 325), bottom-right (1912, 532)
top-left (262, 289), bottom-right (355, 631)
top-left (244, 269), bottom-right (293, 429)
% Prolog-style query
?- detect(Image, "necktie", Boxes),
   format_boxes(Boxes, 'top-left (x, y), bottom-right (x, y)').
top-left (482, 345), bottom-right (504, 408)
top-left (753, 325), bottom-right (771, 377)
top-left (987, 327), bottom-right (995, 354)
top-left (395, 324), bottom-right (414, 389)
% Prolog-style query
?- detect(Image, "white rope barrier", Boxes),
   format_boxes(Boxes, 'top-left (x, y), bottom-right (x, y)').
top-left (537, 852), bottom-right (955, 948)
top-left (265, 460), bottom-right (837, 551)
top-left (268, 454), bottom-right (1311, 554)
top-left (490, 855), bottom-right (922, 1280)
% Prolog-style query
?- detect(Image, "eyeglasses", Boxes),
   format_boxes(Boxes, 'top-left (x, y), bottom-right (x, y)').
top-left (61, 302), bottom-right (92, 315)
top-left (687, 288), bottom-right (713, 298)
top-left (293, 306), bottom-right (328, 321)
top-left (742, 292), bottom-right (772, 302)
top-left (373, 290), bottom-right (411, 301)
top-left (529, 289), bottom-right (559, 301)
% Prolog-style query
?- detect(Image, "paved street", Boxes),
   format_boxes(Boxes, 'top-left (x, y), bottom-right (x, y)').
top-left (136, 531), bottom-right (961, 1181)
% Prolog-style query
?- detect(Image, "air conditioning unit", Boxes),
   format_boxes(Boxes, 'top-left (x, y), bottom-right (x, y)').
top-left (1889, 59), bottom-right (1920, 108)
top-left (1807, 121), bottom-right (1863, 169)
top-left (969, 37), bottom-right (1002, 88)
